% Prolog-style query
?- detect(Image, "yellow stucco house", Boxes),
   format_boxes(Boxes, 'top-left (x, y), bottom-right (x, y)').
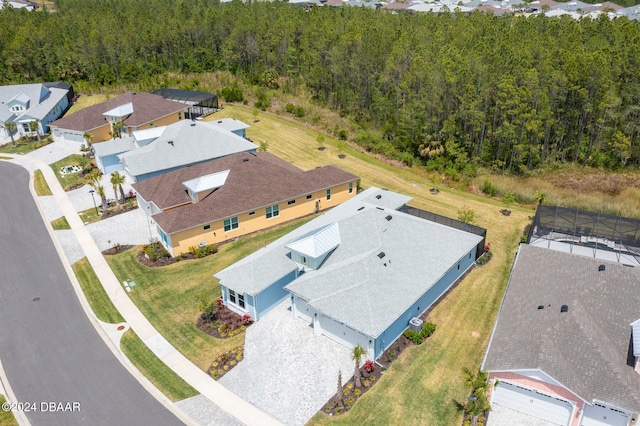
top-left (49, 91), bottom-right (186, 145)
top-left (132, 152), bottom-right (359, 257)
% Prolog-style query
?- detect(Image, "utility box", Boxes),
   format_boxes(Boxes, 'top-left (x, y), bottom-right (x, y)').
top-left (409, 317), bottom-right (423, 332)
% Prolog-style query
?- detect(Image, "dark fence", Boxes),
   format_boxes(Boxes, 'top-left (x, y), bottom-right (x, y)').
top-left (528, 205), bottom-right (640, 264)
top-left (398, 205), bottom-right (487, 259)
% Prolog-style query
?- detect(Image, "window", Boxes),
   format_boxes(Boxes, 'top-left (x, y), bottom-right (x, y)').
top-left (249, 211), bottom-right (255, 216)
top-left (349, 182), bottom-right (353, 194)
top-left (266, 204), bottom-right (279, 219)
top-left (288, 200), bottom-right (296, 205)
top-left (159, 229), bottom-right (168, 246)
top-left (457, 263), bottom-right (460, 270)
top-left (203, 224), bottom-right (211, 230)
top-left (229, 289), bottom-right (236, 304)
top-left (224, 216), bottom-right (239, 232)
top-left (306, 194), bottom-right (312, 200)
top-left (326, 189), bottom-right (331, 201)
top-left (238, 294), bottom-right (245, 309)
top-left (178, 112), bottom-right (182, 120)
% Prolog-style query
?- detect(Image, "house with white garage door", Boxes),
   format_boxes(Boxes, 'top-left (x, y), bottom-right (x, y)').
top-left (215, 187), bottom-right (485, 360)
top-left (483, 244), bottom-right (640, 426)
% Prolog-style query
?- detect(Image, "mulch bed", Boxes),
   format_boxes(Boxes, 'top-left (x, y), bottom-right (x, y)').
top-left (99, 202), bottom-right (138, 220)
top-left (321, 362), bottom-right (384, 416)
top-left (208, 346), bottom-right (244, 380)
top-left (376, 334), bottom-right (413, 369)
top-left (102, 245), bottom-right (135, 255)
top-left (196, 304), bottom-right (252, 339)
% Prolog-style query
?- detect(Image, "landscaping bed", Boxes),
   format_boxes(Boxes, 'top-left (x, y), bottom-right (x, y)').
top-left (196, 299), bottom-right (252, 339)
top-left (208, 346), bottom-right (244, 380)
top-left (136, 242), bottom-right (219, 267)
top-left (321, 361), bottom-right (383, 416)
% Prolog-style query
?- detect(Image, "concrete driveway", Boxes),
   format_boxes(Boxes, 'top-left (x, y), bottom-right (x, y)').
top-left (220, 301), bottom-right (354, 426)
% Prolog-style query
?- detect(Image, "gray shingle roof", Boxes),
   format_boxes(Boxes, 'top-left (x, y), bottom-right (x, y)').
top-left (0, 83), bottom-right (68, 123)
top-left (483, 244), bottom-right (640, 411)
top-left (92, 137), bottom-right (136, 157)
top-left (215, 187), bottom-right (483, 338)
top-left (118, 120), bottom-right (257, 177)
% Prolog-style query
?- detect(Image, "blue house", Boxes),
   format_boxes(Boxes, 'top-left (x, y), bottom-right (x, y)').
top-left (215, 187), bottom-right (485, 360)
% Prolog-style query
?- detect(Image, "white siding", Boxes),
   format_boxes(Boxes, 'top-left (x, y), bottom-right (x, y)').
top-left (491, 381), bottom-right (574, 426)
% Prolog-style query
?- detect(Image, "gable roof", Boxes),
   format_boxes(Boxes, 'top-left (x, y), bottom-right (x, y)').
top-left (0, 83), bottom-right (68, 123)
top-left (118, 120), bottom-right (257, 178)
top-left (133, 152), bottom-right (358, 234)
top-left (182, 170), bottom-right (230, 193)
top-left (483, 244), bottom-right (640, 411)
top-left (215, 187), bottom-right (483, 338)
top-left (49, 91), bottom-right (185, 132)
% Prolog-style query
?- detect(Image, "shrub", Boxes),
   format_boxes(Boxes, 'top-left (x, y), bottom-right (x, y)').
top-left (220, 85), bottom-right (243, 103)
top-left (403, 329), bottom-right (423, 345)
top-left (189, 246), bottom-right (197, 255)
top-left (294, 106), bottom-right (306, 117)
top-left (216, 298), bottom-right (224, 308)
top-left (338, 129), bottom-right (347, 140)
top-left (363, 380), bottom-right (370, 388)
top-left (481, 180), bottom-right (496, 196)
top-left (421, 322), bottom-right (436, 339)
top-left (285, 103), bottom-right (295, 114)
top-left (354, 389), bottom-right (361, 396)
top-left (242, 314), bottom-right (252, 325)
top-left (363, 359), bottom-right (375, 373)
top-left (404, 322), bottom-right (437, 344)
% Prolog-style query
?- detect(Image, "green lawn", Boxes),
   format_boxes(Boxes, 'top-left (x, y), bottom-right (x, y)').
top-left (34, 169), bottom-right (52, 196)
top-left (0, 395), bottom-right (17, 426)
top-left (120, 330), bottom-right (198, 402)
top-left (50, 155), bottom-right (91, 191)
top-left (72, 258), bottom-right (124, 324)
top-left (51, 216), bottom-right (71, 230)
top-left (0, 138), bottom-right (51, 155)
top-left (66, 94), bottom-right (108, 116)
top-left (106, 216), bottom-right (316, 370)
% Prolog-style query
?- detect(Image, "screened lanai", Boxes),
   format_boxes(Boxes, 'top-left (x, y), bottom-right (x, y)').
top-left (527, 205), bottom-right (640, 265)
top-left (151, 88), bottom-right (218, 119)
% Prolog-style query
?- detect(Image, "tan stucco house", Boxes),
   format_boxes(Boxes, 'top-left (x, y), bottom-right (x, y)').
top-left (132, 152), bottom-right (359, 257)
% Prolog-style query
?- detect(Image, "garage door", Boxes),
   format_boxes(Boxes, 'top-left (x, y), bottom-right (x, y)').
top-left (581, 404), bottom-right (630, 426)
top-left (492, 381), bottom-right (574, 426)
top-left (294, 297), bottom-right (313, 323)
top-left (319, 314), bottom-right (368, 349)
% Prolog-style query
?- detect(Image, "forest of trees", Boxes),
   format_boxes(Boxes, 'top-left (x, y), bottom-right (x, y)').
top-left (3, 0), bottom-right (640, 173)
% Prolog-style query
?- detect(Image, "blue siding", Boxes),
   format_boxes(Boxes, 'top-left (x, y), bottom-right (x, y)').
top-left (102, 154), bottom-right (124, 174)
top-left (255, 270), bottom-right (297, 320)
top-left (245, 294), bottom-right (257, 320)
top-left (374, 247), bottom-right (477, 359)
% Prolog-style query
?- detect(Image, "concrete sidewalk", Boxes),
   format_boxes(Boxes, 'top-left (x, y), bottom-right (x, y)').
top-left (3, 154), bottom-right (283, 426)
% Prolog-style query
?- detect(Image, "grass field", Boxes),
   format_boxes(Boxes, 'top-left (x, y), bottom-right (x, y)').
top-left (51, 216), bottom-right (71, 230)
top-left (34, 169), bottom-right (52, 196)
top-left (72, 258), bottom-right (124, 324)
top-left (49, 155), bottom-right (91, 191)
top-left (106, 216), bottom-right (316, 371)
top-left (66, 94), bottom-right (109, 116)
top-left (120, 330), bottom-right (198, 402)
top-left (0, 395), bottom-right (17, 426)
top-left (0, 139), bottom-right (50, 155)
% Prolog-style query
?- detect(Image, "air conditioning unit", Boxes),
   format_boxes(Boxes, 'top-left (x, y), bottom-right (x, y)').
top-left (198, 241), bottom-right (207, 248)
top-left (409, 317), bottom-right (423, 332)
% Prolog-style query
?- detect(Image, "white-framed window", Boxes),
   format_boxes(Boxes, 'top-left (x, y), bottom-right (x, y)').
top-left (349, 182), bottom-right (353, 194)
top-left (326, 189), bottom-right (331, 201)
top-left (266, 204), bottom-right (279, 219)
top-left (224, 217), bottom-right (238, 232)
top-left (238, 294), bottom-right (245, 309)
top-left (159, 229), bottom-right (168, 246)
top-left (228, 289), bottom-right (245, 309)
top-left (204, 224), bottom-right (211, 230)
top-left (249, 211), bottom-right (255, 216)
top-left (306, 194), bottom-right (312, 200)
top-left (229, 289), bottom-right (236, 304)
top-left (288, 199), bottom-right (296, 205)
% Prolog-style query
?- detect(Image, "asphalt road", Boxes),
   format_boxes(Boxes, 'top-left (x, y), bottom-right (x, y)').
top-left (0, 161), bottom-right (183, 425)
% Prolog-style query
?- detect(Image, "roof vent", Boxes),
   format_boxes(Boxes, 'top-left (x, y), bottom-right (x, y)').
top-left (376, 194), bottom-right (382, 199)
top-left (168, 140), bottom-right (174, 146)
top-left (560, 305), bottom-right (569, 313)
top-left (190, 123), bottom-right (196, 126)
top-left (598, 264), bottom-right (605, 272)
top-left (376, 207), bottom-right (384, 211)
top-left (377, 252), bottom-right (385, 259)
top-left (243, 158), bottom-right (249, 162)
top-left (357, 206), bottom-right (365, 211)
top-left (537, 305), bottom-right (544, 310)
top-left (385, 215), bottom-right (392, 221)
top-left (218, 120), bottom-right (222, 123)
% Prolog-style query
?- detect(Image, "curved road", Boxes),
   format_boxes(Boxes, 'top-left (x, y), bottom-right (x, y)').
top-left (0, 161), bottom-right (183, 425)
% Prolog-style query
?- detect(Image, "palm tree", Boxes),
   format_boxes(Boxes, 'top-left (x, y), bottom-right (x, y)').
top-left (96, 185), bottom-right (108, 213)
top-left (110, 120), bottom-right (125, 139)
top-left (461, 367), bottom-right (492, 426)
top-left (83, 132), bottom-right (93, 146)
top-left (111, 171), bottom-right (126, 204)
top-left (32, 119), bottom-right (41, 143)
top-left (86, 168), bottom-right (107, 213)
top-left (3, 122), bottom-right (17, 148)
top-left (351, 344), bottom-right (366, 388)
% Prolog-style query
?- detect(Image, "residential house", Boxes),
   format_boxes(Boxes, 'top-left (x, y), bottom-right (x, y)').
top-left (132, 151), bottom-right (359, 257)
top-left (0, 0), bottom-right (37, 10)
top-left (482, 244), bottom-right (640, 425)
top-left (215, 187), bottom-right (485, 360)
top-left (92, 119), bottom-right (257, 180)
top-left (49, 91), bottom-right (186, 145)
top-left (150, 88), bottom-right (218, 119)
top-left (0, 82), bottom-right (72, 139)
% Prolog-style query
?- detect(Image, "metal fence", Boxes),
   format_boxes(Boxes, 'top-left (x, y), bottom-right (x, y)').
top-left (527, 205), bottom-right (640, 265)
